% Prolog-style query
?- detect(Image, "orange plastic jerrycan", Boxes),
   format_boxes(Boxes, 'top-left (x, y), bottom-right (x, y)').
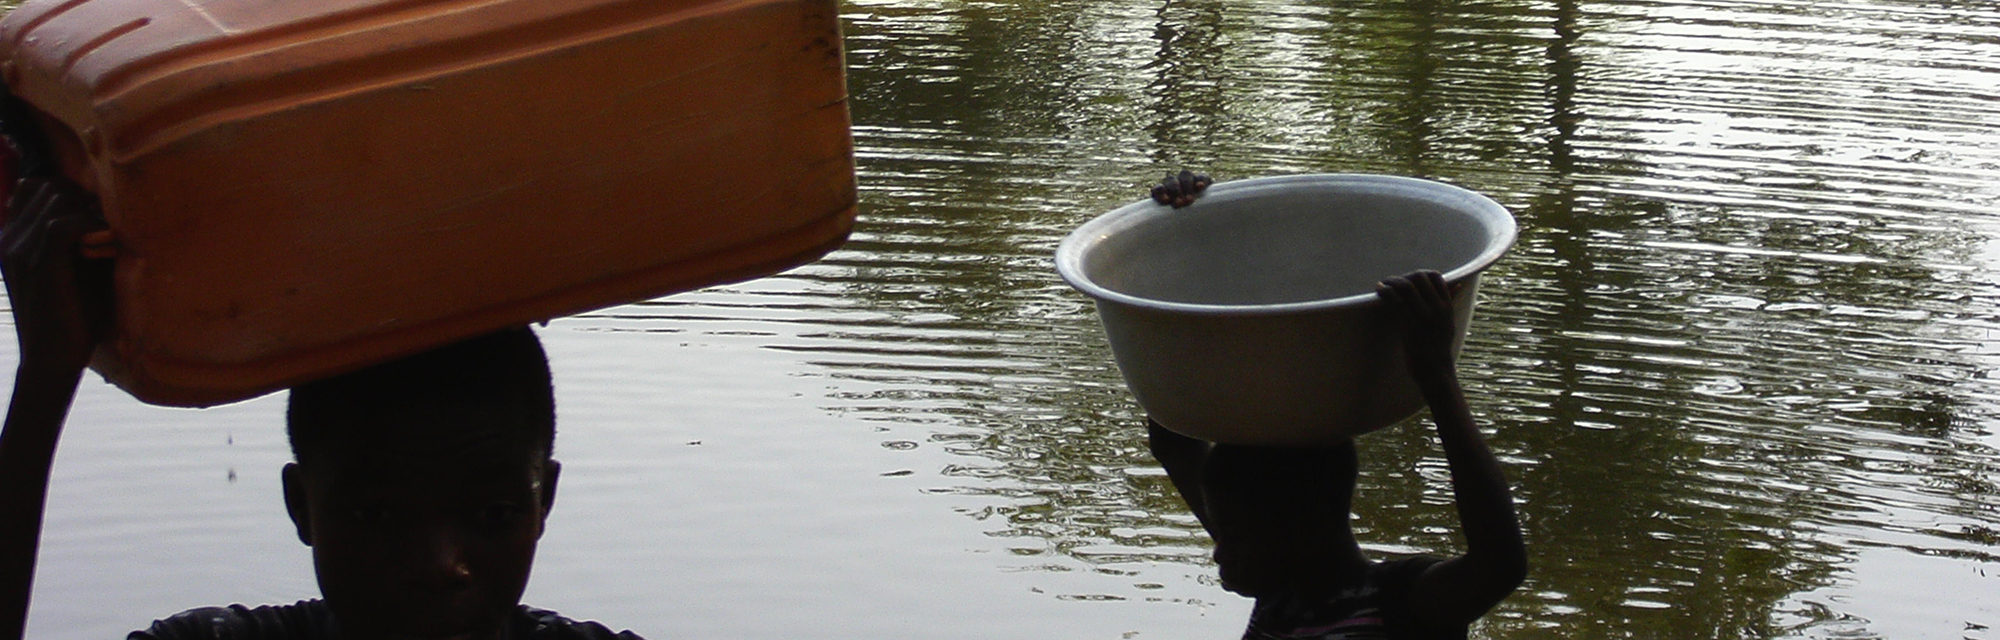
top-left (0, 0), bottom-right (858, 406)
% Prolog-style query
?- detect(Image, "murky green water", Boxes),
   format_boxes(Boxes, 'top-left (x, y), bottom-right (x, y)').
top-left (10, 0), bottom-right (2000, 638)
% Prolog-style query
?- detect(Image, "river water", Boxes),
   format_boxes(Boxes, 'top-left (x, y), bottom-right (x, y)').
top-left (10, 0), bottom-right (2000, 638)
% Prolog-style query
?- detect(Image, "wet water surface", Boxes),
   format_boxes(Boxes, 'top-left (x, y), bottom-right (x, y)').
top-left (10, 0), bottom-right (2000, 638)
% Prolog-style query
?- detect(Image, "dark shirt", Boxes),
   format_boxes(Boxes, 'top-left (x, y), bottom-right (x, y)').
top-left (129, 600), bottom-right (643, 640)
top-left (1242, 556), bottom-right (1459, 640)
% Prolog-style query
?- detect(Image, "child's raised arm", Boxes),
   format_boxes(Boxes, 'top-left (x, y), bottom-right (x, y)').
top-left (0, 177), bottom-right (110, 639)
top-left (1375, 270), bottom-right (1528, 631)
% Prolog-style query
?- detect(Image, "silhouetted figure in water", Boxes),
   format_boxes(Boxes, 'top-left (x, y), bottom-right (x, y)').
top-left (1149, 270), bottom-right (1527, 640)
top-left (0, 177), bottom-right (642, 639)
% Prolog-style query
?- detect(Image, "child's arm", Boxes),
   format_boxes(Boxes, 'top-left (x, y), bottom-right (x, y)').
top-left (1376, 271), bottom-right (1528, 629)
top-left (0, 177), bottom-right (108, 638)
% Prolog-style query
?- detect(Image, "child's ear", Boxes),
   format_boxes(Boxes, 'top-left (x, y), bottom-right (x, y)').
top-left (281, 462), bottom-right (313, 546)
top-left (538, 460), bottom-right (562, 523)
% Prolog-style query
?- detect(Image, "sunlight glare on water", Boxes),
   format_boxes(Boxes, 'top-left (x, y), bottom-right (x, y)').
top-left (8, 0), bottom-right (2000, 638)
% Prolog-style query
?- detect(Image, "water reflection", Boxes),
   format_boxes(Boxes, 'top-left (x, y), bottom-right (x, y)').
top-left (817, 0), bottom-right (2000, 637)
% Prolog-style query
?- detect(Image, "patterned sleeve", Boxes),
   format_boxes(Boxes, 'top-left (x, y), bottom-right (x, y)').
top-left (127, 601), bottom-right (336, 640)
top-left (517, 607), bottom-right (648, 640)
top-left (130, 602), bottom-right (639, 640)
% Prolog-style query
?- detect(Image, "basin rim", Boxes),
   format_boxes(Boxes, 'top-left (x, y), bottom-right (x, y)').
top-left (1056, 173), bottom-right (1518, 316)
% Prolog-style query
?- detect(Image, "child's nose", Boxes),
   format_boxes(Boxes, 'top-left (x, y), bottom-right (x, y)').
top-left (404, 526), bottom-right (474, 590)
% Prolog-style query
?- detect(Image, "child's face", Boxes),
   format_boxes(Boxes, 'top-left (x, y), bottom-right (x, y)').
top-left (283, 414), bottom-right (559, 640)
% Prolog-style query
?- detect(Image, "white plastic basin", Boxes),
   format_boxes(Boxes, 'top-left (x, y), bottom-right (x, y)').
top-left (1056, 174), bottom-right (1516, 445)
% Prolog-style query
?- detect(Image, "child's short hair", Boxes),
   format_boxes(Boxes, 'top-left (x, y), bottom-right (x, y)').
top-left (285, 327), bottom-right (557, 464)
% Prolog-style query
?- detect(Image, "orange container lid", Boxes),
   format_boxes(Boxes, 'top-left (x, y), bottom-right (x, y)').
top-left (0, 0), bottom-right (858, 406)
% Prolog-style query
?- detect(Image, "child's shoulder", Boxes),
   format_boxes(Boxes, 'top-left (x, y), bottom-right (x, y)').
top-left (1371, 555), bottom-right (1471, 640)
top-left (1370, 554), bottom-right (1447, 588)
top-left (129, 601), bottom-right (647, 640)
top-left (516, 606), bottom-right (648, 640)
top-left (128, 600), bottom-right (335, 640)
top-left (1243, 556), bottom-right (1457, 640)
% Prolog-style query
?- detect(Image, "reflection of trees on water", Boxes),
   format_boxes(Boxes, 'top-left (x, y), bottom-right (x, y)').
top-left (1389, 0), bottom-right (1438, 175)
top-left (1143, 0), bottom-right (1230, 163)
top-left (822, 0), bottom-right (2000, 636)
top-left (833, 0), bottom-right (1209, 579)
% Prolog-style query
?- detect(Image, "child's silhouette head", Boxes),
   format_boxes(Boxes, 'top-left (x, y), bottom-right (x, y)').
top-left (1202, 440), bottom-right (1364, 596)
top-left (281, 327), bottom-right (561, 640)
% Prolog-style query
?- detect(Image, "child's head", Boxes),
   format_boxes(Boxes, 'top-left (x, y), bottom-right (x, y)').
top-left (280, 327), bottom-right (559, 640)
top-left (1202, 440), bottom-right (1363, 596)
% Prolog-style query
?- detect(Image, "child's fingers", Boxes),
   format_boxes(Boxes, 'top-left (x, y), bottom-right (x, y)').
top-left (5, 178), bottom-right (52, 236)
top-left (1418, 271), bottom-right (1451, 315)
top-left (21, 213), bottom-right (69, 269)
top-left (1422, 270), bottom-right (1448, 296)
top-left (2, 181), bottom-right (46, 255)
top-left (1384, 274), bottom-right (1420, 296)
top-left (4, 183), bottom-right (94, 299)
top-left (33, 217), bottom-right (83, 284)
top-left (1374, 277), bottom-right (1398, 299)
top-left (1374, 278), bottom-right (1396, 297)
top-left (6, 179), bottom-right (69, 256)
top-left (1376, 277), bottom-right (1414, 312)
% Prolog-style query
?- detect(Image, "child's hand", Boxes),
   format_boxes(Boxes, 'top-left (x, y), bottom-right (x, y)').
top-left (1149, 169), bottom-right (1212, 208)
top-left (1376, 270), bottom-right (1457, 383)
top-left (2, 176), bottom-right (111, 372)
top-left (0, 175), bottom-right (109, 640)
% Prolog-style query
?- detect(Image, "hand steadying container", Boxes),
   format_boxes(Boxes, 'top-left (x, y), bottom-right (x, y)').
top-left (1056, 174), bottom-right (1516, 445)
top-left (0, 0), bottom-right (857, 406)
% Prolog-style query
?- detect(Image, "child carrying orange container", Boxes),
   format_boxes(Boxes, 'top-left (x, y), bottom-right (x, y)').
top-left (0, 0), bottom-right (857, 635)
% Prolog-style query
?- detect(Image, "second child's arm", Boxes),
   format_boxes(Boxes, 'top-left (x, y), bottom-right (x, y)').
top-left (1376, 271), bottom-right (1527, 630)
top-left (0, 178), bottom-right (108, 640)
